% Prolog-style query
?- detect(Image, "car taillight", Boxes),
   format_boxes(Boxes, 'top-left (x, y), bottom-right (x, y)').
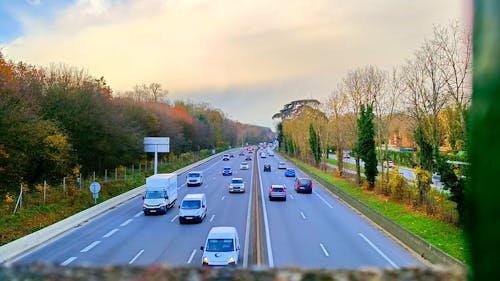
top-left (297, 184), bottom-right (300, 189)
top-left (310, 183), bottom-right (313, 189)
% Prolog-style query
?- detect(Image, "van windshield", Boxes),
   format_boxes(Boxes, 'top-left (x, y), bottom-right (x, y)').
top-left (206, 239), bottom-right (234, 252)
top-left (181, 200), bottom-right (201, 209)
top-left (188, 173), bottom-right (200, 178)
top-left (231, 179), bottom-right (243, 184)
top-left (145, 191), bottom-right (164, 199)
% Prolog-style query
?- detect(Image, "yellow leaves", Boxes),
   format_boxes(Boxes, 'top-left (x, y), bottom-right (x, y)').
top-left (5, 193), bottom-right (14, 203)
top-left (43, 132), bottom-right (69, 149)
top-left (34, 183), bottom-right (51, 193)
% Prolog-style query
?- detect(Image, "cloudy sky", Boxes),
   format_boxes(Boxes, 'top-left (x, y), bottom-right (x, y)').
top-left (1, 0), bottom-right (469, 130)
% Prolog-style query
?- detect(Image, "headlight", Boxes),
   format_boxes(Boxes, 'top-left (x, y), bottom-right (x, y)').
top-left (228, 257), bottom-right (235, 264)
top-left (203, 257), bottom-right (209, 264)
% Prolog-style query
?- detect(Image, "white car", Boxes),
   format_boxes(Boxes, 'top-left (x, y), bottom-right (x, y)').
top-left (201, 227), bottom-right (240, 266)
top-left (186, 171), bottom-right (203, 186)
top-left (278, 162), bottom-right (287, 169)
top-left (222, 154), bottom-right (230, 161)
top-left (178, 193), bottom-right (207, 224)
top-left (229, 177), bottom-right (245, 193)
top-left (260, 152), bottom-right (267, 158)
top-left (239, 161), bottom-right (249, 170)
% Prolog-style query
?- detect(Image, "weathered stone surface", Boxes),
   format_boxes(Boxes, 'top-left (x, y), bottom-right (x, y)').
top-left (0, 265), bottom-right (466, 281)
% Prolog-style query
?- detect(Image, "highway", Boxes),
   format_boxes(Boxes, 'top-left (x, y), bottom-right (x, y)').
top-left (14, 148), bottom-right (423, 269)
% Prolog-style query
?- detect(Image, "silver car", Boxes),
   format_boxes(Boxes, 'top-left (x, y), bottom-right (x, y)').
top-left (269, 184), bottom-right (286, 201)
top-left (229, 177), bottom-right (245, 193)
top-left (240, 161), bottom-right (249, 170)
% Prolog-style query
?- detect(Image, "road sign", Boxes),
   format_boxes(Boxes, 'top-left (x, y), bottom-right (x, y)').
top-left (144, 137), bottom-right (170, 153)
top-left (90, 182), bottom-right (101, 193)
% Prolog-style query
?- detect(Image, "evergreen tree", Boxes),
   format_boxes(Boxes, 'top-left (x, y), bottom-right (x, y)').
top-left (309, 123), bottom-right (321, 166)
top-left (357, 105), bottom-right (378, 189)
top-left (415, 126), bottom-right (434, 171)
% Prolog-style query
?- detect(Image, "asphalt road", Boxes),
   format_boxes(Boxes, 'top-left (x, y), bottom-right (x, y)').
top-left (14, 148), bottom-right (423, 269)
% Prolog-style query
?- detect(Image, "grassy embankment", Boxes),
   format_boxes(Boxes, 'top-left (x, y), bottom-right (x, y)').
top-left (292, 157), bottom-right (465, 262)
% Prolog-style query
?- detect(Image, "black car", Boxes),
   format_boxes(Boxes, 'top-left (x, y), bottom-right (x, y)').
top-left (295, 177), bottom-right (313, 193)
top-left (245, 156), bottom-right (252, 161)
top-left (263, 164), bottom-right (271, 172)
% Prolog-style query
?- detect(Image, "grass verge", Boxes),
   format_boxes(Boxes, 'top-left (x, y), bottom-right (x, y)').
top-left (291, 156), bottom-right (465, 262)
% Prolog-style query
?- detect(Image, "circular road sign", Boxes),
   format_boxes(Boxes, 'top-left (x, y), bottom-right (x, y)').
top-left (89, 182), bottom-right (101, 193)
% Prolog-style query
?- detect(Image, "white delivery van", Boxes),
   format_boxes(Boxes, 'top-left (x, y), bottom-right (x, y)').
top-left (201, 226), bottom-right (240, 266)
top-left (143, 173), bottom-right (178, 215)
top-left (186, 171), bottom-right (203, 187)
top-left (178, 193), bottom-right (207, 223)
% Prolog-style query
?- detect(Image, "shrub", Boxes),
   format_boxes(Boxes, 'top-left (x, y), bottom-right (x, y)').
top-left (389, 167), bottom-right (408, 202)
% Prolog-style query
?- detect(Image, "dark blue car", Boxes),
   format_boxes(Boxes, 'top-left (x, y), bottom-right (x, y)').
top-left (285, 168), bottom-right (296, 177)
top-left (222, 167), bottom-right (233, 176)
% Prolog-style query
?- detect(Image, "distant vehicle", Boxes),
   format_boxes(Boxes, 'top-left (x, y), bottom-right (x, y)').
top-left (268, 151), bottom-right (275, 156)
top-left (260, 152), bottom-right (267, 158)
top-left (143, 173), bottom-right (178, 215)
top-left (222, 167), bottom-right (233, 176)
top-left (245, 155), bottom-right (252, 161)
top-left (383, 160), bottom-right (394, 168)
top-left (238, 151), bottom-right (245, 156)
top-left (343, 154), bottom-right (350, 159)
top-left (186, 171), bottom-right (203, 187)
top-left (285, 168), bottom-right (296, 177)
top-left (178, 193), bottom-right (207, 223)
top-left (295, 177), bottom-right (313, 194)
top-left (269, 184), bottom-right (286, 201)
top-left (230, 154), bottom-right (235, 158)
top-left (278, 162), bottom-right (287, 169)
top-left (201, 226), bottom-right (240, 266)
top-left (222, 154), bottom-right (230, 161)
top-left (229, 177), bottom-right (245, 193)
top-left (240, 161), bottom-right (249, 170)
top-left (263, 164), bottom-right (271, 172)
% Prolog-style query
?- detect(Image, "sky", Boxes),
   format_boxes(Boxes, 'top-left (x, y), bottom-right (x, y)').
top-left (0, 0), bottom-right (469, 130)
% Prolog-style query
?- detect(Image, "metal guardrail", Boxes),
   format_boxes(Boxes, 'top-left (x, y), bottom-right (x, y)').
top-left (280, 153), bottom-right (465, 269)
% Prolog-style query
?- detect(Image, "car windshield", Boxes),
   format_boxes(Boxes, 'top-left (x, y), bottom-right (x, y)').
top-left (287, 169), bottom-right (294, 172)
top-left (272, 187), bottom-right (284, 192)
top-left (224, 168), bottom-right (231, 171)
top-left (231, 179), bottom-right (243, 184)
top-left (206, 239), bottom-right (234, 252)
top-left (188, 173), bottom-right (200, 177)
top-left (181, 200), bottom-right (201, 209)
top-left (145, 191), bottom-right (164, 199)
top-left (298, 179), bottom-right (311, 186)
top-left (241, 162), bottom-right (247, 165)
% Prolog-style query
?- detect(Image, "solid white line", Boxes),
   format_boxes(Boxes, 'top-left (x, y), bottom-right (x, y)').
top-left (187, 249), bottom-right (197, 264)
top-left (221, 196), bottom-right (225, 201)
top-left (171, 215), bottom-right (179, 222)
top-left (258, 156), bottom-right (274, 267)
top-left (128, 249), bottom-right (144, 264)
top-left (300, 211), bottom-right (306, 219)
top-left (358, 233), bottom-right (400, 269)
top-left (61, 256), bottom-right (77, 266)
top-left (314, 191), bottom-right (334, 208)
top-left (120, 219), bottom-right (133, 226)
top-left (80, 241), bottom-right (101, 252)
top-left (102, 228), bottom-right (119, 238)
top-left (243, 158), bottom-right (253, 269)
top-left (319, 243), bottom-right (330, 257)
top-left (210, 214), bottom-right (215, 222)
top-left (134, 211), bottom-right (143, 218)
top-left (289, 194), bottom-right (295, 199)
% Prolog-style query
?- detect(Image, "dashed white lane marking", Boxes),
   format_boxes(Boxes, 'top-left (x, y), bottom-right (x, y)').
top-left (319, 243), bottom-right (330, 257)
top-left (61, 257), bottom-right (77, 266)
top-left (134, 211), bottom-right (143, 218)
top-left (314, 191), bottom-right (334, 208)
top-left (129, 249), bottom-right (144, 264)
top-left (187, 249), bottom-right (197, 264)
top-left (300, 211), bottom-right (306, 219)
top-left (204, 185), bottom-right (209, 189)
top-left (289, 194), bottom-right (295, 199)
top-left (120, 219), bottom-right (133, 227)
top-left (103, 228), bottom-right (119, 238)
top-left (221, 196), bottom-right (225, 201)
top-left (80, 241), bottom-right (101, 252)
top-left (171, 215), bottom-right (179, 222)
top-left (358, 233), bottom-right (399, 269)
top-left (210, 214), bottom-right (215, 222)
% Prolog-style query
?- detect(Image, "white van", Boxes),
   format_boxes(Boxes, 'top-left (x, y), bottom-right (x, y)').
top-left (186, 171), bottom-right (203, 186)
top-left (178, 193), bottom-right (207, 223)
top-left (201, 227), bottom-right (240, 266)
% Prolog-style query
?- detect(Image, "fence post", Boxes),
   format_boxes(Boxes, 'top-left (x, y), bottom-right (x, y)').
top-left (13, 184), bottom-right (23, 214)
top-left (43, 180), bottom-right (47, 204)
top-left (115, 168), bottom-right (117, 181)
top-left (132, 164), bottom-right (135, 175)
top-left (139, 163), bottom-right (141, 173)
top-left (145, 161), bottom-right (148, 171)
top-left (93, 171), bottom-right (96, 182)
top-left (63, 177), bottom-right (66, 195)
top-left (79, 174), bottom-right (82, 190)
top-left (105, 169), bottom-right (108, 183)
top-left (125, 167), bottom-right (127, 181)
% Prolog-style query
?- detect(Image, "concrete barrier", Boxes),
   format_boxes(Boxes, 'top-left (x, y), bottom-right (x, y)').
top-left (280, 153), bottom-right (465, 269)
top-left (0, 150), bottom-right (229, 264)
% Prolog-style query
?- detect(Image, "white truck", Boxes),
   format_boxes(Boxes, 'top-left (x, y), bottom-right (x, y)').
top-left (142, 173), bottom-right (178, 215)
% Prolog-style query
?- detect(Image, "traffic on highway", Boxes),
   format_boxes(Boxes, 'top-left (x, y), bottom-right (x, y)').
top-left (13, 147), bottom-right (423, 269)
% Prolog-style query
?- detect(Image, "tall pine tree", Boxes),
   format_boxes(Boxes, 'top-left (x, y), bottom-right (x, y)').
top-left (357, 104), bottom-right (378, 189)
top-left (309, 123), bottom-right (321, 166)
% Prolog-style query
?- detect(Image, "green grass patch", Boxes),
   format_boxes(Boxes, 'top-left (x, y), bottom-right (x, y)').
top-left (291, 156), bottom-right (465, 262)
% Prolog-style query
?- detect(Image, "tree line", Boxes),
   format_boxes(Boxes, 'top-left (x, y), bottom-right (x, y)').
top-left (275, 22), bottom-right (471, 224)
top-left (0, 54), bottom-right (272, 196)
